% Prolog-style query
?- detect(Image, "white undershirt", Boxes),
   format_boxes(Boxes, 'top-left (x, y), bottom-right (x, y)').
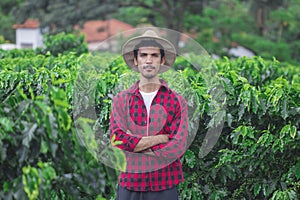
top-left (140, 90), bottom-right (158, 116)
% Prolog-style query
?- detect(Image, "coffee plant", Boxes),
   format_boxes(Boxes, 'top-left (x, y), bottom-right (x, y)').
top-left (0, 33), bottom-right (299, 199)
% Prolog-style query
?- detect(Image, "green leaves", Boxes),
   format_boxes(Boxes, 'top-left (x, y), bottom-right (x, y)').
top-left (0, 51), bottom-right (109, 199)
top-left (22, 122), bottom-right (38, 148)
top-left (184, 56), bottom-right (300, 200)
top-left (270, 190), bottom-right (298, 200)
top-left (22, 165), bottom-right (41, 200)
top-left (184, 150), bottom-right (196, 169)
top-left (1, 44), bottom-right (299, 200)
top-left (0, 117), bottom-right (13, 132)
top-left (280, 124), bottom-right (297, 140)
top-left (22, 162), bottom-right (57, 200)
top-left (296, 161), bottom-right (300, 180)
top-left (43, 32), bottom-right (88, 56)
top-left (50, 87), bottom-right (72, 131)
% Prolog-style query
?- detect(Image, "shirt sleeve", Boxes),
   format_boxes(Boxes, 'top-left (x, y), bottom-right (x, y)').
top-left (152, 94), bottom-right (188, 160)
top-left (109, 93), bottom-right (142, 152)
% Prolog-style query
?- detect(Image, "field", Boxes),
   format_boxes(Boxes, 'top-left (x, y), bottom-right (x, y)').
top-left (1, 34), bottom-right (300, 199)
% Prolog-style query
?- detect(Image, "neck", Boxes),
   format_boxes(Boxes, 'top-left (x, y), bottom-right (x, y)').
top-left (139, 76), bottom-right (161, 93)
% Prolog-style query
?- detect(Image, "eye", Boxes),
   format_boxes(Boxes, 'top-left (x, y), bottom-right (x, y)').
top-left (139, 53), bottom-right (147, 57)
top-left (152, 53), bottom-right (160, 57)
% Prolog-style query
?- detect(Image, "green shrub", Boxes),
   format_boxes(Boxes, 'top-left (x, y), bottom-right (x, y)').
top-left (196, 29), bottom-right (228, 57)
top-left (290, 41), bottom-right (300, 64)
top-left (0, 32), bottom-right (89, 59)
top-left (0, 49), bottom-right (299, 200)
top-left (231, 33), bottom-right (296, 64)
top-left (0, 48), bottom-right (38, 59)
top-left (180, 56), bottom-right (300, 199)
top-left (0, 52), bottom-right (109, 199)
top-left (42, 32), bottom-right (88, 56)
top-left (0, 35), bottom-right (9, 44)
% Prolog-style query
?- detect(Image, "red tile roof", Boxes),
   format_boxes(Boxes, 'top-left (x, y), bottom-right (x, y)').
top-left (13, 18), bottom-right (133, 43)
top-left (13, 19), bottom-right (40, 29)
top-left (76, 19), bottom-right (134, 42)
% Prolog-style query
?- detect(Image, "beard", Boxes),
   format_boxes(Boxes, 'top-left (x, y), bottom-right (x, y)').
top-left (141, 65), bottom-right (158, 79)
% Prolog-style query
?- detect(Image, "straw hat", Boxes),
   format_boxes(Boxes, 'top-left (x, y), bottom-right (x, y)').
top-left (122, 29), bottom-right (176, 73)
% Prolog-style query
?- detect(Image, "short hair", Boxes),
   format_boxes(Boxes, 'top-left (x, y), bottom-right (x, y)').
top-left (133, 40), bottom-right (165, 60)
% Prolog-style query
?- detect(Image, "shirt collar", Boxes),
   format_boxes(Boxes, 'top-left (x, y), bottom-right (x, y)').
top-left (127, 79), bottom-right (170, 95)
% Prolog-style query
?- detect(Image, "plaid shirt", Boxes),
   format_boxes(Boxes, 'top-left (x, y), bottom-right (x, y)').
top-left (110, 79), bottom-right (188, 191)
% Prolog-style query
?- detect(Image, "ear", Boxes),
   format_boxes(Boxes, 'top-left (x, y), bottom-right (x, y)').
top-left (161, 57), bottom-right (165, 65)
top-left (134, 57), bottom-right (138, 66)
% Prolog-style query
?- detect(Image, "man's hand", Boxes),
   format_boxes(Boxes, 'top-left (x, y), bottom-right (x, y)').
top-left (142, 148), bottom-right (155, 156)
top-left (130, 131), bottom-right (170, 153)
top-left (127, 129), bottom-right (169, 143)
top-left (158, 134), bottom-right (169, 143)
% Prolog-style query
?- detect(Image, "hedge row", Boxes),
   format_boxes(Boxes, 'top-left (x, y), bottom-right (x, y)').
top-left (0, 42), bottom-right (299, 199)
top-left (180, 56), bottom-right (300, 199)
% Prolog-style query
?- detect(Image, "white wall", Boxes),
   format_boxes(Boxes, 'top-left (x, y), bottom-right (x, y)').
top-left (0, 44), bottom-right (16, 50)
top-left (16, 28), bottom-right (44, 49)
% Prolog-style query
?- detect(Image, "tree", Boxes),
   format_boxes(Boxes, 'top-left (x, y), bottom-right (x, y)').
top-left (248, 0), bottom-right (289, 36)
top-left (119, 0), bottom-right (207, 50)
top-left (13, 0), bottom-right (118, 34)
top-left (13, 0), bottom-right (207, 49)
top-left (268, 0), bottom-right (300, 41)
top-left (0, 0), bottom-right (23, 15)
top-left (0, 0), bottom-right (23, 42)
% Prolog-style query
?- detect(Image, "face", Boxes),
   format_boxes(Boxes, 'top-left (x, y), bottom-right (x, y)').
top-left (134, 46), bottom-right (165, 80)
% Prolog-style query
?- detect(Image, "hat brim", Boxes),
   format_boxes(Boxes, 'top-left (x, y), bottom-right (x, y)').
top-left (122, 33), bottom-right (176, 73)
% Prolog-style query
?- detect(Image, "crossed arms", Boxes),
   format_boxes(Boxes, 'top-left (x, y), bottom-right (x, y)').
top-left (109, 93), bottom-right (188, 159)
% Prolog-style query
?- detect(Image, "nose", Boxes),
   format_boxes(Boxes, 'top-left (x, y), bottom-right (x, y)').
top-left (146, 55), bottom-right (152, 63)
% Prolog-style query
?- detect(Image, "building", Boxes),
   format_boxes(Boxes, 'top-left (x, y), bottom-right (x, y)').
top-left (13, 19), bottom-right (44, 49)
top-left (76, 18), bottom-right (134, 51)
top-left (12, 19), bottom-right (134, 51)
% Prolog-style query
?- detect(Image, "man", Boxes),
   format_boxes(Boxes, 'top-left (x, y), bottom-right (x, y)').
top-left (110, 29), bottom-right (188, 200)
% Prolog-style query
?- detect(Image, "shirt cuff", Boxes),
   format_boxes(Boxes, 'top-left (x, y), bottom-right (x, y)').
top-left (128, 135), bottom-right (142, 151)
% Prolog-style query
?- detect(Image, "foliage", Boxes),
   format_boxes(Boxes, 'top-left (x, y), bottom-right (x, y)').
top-left (0, 36), bottom-right (9, 44)
top-left (13, 0), bottom-right (201, 34)
top-left (0, 48), bottom-right (37, 58)
top-left (262, 0), bottom-right (300, 64)
top-left (0, 0), bottom-right (23, 42)
top-left (185, 0), bottom-right (254, 35)
top-left (0, 34), bottom-right (300, 200)
top-left (181, 56), bottom-right (300, 199)
top-left (12, 0), bottom-right (116, 34)
top-left (231, 33), bottom-right (296, 64)
top-left (191, 0), bottom-right (300, 64)
top-left (0, 52), bottom-right (109, 199)
top-left (0, 14), bottom-right (14, 43)
top-left (0, 0), bottom-right (24, 15)
top-left (111, 6), bottom-right (161, 27)
top-left (196, 29), bottom-right (228, 58)
top-left (188, 0), bottom-right (256, 57)
top-left (41, 32), bottom-right (88, 56)
top-left (1, 0), bottom-right (300, 64)
top-left (0, 32), bottom-right (88, 58)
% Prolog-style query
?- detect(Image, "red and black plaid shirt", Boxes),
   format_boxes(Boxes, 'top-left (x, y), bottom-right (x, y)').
top-left (110, 79), bottom-right (188, 191)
